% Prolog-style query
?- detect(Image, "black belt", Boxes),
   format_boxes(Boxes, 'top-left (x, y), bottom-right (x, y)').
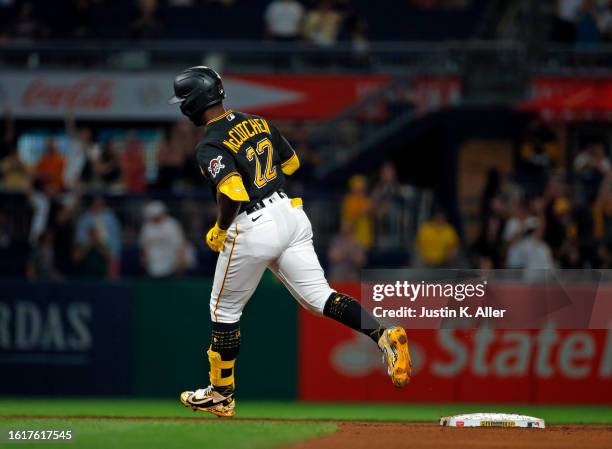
top-left (245, 190), bottom-right (287, 215)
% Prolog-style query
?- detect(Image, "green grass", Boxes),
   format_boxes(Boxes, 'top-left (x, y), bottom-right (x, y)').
top-left (0, 419), bottom-right (336, 449)
top-left (0, 399), bottom-right (611, 424)
top-left (0, 400), bottom-right (610, 449)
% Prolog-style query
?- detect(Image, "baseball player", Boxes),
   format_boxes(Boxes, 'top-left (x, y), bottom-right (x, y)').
top-left (169, 66), bottom-right (411, 417)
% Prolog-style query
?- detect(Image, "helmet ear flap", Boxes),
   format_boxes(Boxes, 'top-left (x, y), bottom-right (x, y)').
top-left (180, 100), bottom-right (204, 126)
top-left (179, 85), bottom-right (207, 125)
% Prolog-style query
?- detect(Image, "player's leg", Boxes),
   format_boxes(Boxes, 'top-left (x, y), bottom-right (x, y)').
top-left (269, 204), bottom-right (411, 387)
top-left (269, 240), bottom-right (383, 342)
top-left (180, 224), bottom-right (267, 416)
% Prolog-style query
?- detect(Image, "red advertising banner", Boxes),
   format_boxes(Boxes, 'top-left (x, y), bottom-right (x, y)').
top-left (0, 71), bottom-right (390, 120)
top-left (521, 77), bottom-right (612, 122)
top-left (412, 75), bottom-right (461, 116)
top-left (231, 74), bottom-right (390, 119)
top-left (1, 72), bottom-right (464, 120)
top-left (299, 282), bottom-right (612, 404)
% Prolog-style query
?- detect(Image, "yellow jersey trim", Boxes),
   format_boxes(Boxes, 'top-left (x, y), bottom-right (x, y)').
top-left (216, 171), bottom-right (239, 185)
top-left (206, 109), bottom-right (233, 126)
top-left (217, 173), bottom-right (250, 202)
top-left (281, 152), bottom-right (300, 176)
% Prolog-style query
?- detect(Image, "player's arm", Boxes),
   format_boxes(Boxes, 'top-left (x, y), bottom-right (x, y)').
top-left (216, 191), bottom-right (240, 230)
top-left (197, 144), bottom-right (249, 251)
top-left (205, 190), bottom-right (242, 252)
top-left (271, 125), bottom-right (300, 176)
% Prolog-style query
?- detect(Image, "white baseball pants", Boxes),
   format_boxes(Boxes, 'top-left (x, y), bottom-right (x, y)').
top-left (210, 192), bottom-right (335, 323)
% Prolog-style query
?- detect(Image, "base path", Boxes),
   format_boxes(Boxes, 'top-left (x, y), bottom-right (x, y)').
top-left (288, 423), bottom-right (612, 449)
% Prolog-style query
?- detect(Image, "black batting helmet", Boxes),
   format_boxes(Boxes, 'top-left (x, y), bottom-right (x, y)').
top-left (168, 66), bottom-right (226, 126)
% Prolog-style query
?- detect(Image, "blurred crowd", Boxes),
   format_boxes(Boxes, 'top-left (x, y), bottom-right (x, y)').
top-left (5, 95), bottom-right (612, 279)
top-left (0, 0), bottom-right (476, 45)
top-left (328, 164), bottom-right (411, 279)
top-left (0, 95), bottom-right (416, 280)
top-left (5, 106), bottom-right (612, 280)
top-left (325, 115), bottom-right (612, 275)
top-left (472, 119), bottom-right (612, 271)
top-left (0, 0), bottom-right (370, 45)
top-left (552, 0), bottom-right (612, 46)
top-left (7, 0), bottom-right (612, 48)
top-left (23, 193), bottom-right (195, 281)
top-left (0, 112), bottom-right (320, 195)
top-left (0, 109), bottom-right (328, 280)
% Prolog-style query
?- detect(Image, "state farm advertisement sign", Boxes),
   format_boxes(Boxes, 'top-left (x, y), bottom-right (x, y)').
top-left (299, 282), bottom-right (612, 404)
top-left (0, 71), bottom-right (389, 120)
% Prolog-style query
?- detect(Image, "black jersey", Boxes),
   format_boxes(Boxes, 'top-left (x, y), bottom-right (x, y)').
top-left (196, 110), bottom-right (296, 209)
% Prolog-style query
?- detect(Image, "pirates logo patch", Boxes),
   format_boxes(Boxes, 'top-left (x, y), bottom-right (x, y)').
top-left (208, 155), bottom-right (225, 178)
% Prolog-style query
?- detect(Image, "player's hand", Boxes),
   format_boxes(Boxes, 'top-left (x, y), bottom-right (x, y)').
top-left (206, 222), bottom-right (228, 252)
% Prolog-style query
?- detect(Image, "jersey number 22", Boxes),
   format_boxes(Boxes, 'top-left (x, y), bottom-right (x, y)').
top-left (246, 138), bottom-right (277, 188)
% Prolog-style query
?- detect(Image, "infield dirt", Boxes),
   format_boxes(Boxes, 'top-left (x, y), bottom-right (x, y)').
top-left (288, 422), bottom-right (612, 449)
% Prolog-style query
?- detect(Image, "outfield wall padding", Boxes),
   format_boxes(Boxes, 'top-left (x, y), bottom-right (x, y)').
top-left (0, 276), bottom-right (298, 398)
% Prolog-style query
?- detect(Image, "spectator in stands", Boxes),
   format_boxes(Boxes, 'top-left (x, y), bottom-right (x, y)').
top-left (473, 195), bottom-right (506, 268)
top-left (303, 0), bottom-right (343, 47)
top-left (574, 142), bottom-right (610, 174)
top-left (372, 162), bottom-right (403, 249)
top-left (0, 147), bottom-right (30, 192)
top-left (156, 121), bottom-right (189, 190)
top-left (0, 212), bottom-right (10, 250)
top-left (265, 0), bottom-right (305, 42)
top-left (35, 138), bottom-right (65, 192)
top-left (139, 201), bottom-right (189, 278)
top-left (558, 222), bottom-right (582, 268)
top-left (26, 230), bottom-right (61, 281)
top-left (182, 136), bottom-right (204, 187)
top-left (349, 17), bottom-right (370, 61)
top-left (593, 171), bottom-right (612, 263)
top-left (0, 110), bottom-right (16, 160)
top-left (576, 0), bottom-right (601, 47)
top-left (8, 2), bottom-right (45, 40)
top-left (73, 224), bottom-right (112, 279)
top-left (479, 168), bottom-right (502, 226)
top-left (518, 119), bottom-right (559, 196)
top-left (553, 0), bottom-right (581, 42)
top-left (543, 176), bottom-right (573, 256)
top-left (121, 131), bottom-right (146, 193)
top-left (574, 142), bottom-right (610, 202)
top-left (281, 121), bottom-right (319, 189)
top-left (415, 208), bottom-right (459, 268)
top-left (64, 112), bottom-right (99, 190)
top-left (67, 0), bottom-right (97, 38)
top-left (130, 0), bottom-right (163, 39)
top-left (76, 196), bottom-right (121, 276)
top-left (503, 199), bottom-right (534, 245)
top-left (93, 141), bottom-right (122, 190)
top-left (51, 199), bottom-right (76, 278)
top-left (341, 174), bottom-right (373, 249)
top-left (596, 0), bottom-right (612, 41)
top-left (328, 221), bottom-right (367, 280)
top-left (505, 218), bottom-right (555, 270)
top-left (28, 179), bottom-right (54, 246)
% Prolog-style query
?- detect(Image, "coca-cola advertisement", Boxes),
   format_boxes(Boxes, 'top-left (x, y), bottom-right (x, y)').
top-left (0, 71), bottom-right (391, 120)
